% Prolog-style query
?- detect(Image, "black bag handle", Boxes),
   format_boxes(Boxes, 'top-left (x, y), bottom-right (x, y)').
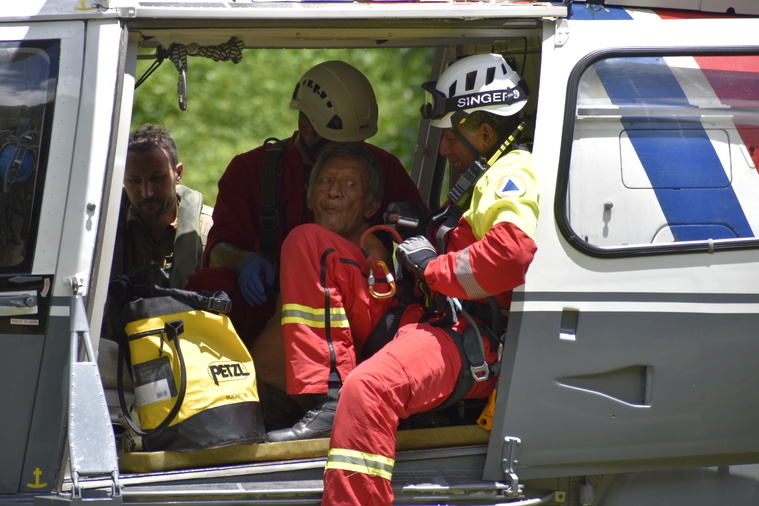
top-left (151, 286), bottom-right (232, 314)
top-left (117, 320), bottom-right (187, 439)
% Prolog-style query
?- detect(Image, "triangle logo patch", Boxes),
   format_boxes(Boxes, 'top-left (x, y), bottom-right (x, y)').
top-left (496, 175), bottom-right (526, 198)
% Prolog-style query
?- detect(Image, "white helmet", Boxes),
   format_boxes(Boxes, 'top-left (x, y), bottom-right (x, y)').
top-left (421, 53), bottom-right (528, 129)
top-left (290, 61), bottom-right (378, 142)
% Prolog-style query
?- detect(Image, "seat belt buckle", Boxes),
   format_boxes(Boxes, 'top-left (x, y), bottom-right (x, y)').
top-left (471, 362), bottom-right (490, 382)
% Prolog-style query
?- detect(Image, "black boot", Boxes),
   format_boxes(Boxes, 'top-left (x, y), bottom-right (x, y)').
top-left (265, 397), bottom-right (337, 442)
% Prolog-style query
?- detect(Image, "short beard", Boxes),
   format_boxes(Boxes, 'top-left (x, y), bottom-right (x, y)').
top-left (134, 198), bottom-right (174, 223)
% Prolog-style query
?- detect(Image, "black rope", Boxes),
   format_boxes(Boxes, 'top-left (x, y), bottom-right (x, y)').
top-left (135, 45), bottom-right (171, 89)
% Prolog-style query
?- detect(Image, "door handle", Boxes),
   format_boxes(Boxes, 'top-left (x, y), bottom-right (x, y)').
top-left (0, 291), bottom-right (38, 316)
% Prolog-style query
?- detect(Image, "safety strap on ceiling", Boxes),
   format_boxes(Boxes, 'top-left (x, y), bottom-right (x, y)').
top-left (165, 37), bottom-right (246, 110)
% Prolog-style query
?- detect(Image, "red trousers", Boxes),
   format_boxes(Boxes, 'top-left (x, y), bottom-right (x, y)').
top-left (279, 224), bottom-right (498, 505)
top-left (322, 305), bottom-right (497, 506)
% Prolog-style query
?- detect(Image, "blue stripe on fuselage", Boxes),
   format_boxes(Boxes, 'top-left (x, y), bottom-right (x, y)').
top-left (593, 57), bottom-right (754, 240)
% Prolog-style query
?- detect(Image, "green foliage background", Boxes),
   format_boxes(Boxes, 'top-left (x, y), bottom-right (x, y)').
top-left (131, 48), bottom-right (435, 207)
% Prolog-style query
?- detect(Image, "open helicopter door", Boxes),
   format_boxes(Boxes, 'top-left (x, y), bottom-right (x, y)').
top-left (0, 14), bottom-right (131, 499)
top-left (0, 20), bottom-right (85, 496)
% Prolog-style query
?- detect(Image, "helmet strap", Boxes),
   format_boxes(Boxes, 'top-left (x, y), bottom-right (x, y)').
top-left (299, 134), bottom-right (330, 164)
top-left (450, 121), bottom-right (482, 161)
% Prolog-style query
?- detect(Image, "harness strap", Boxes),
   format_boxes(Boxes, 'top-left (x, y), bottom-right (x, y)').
top-left (462, 297), bottom-right (507, 347)
top-left (360, 271), bottom-right (418, 361)
top-left (260, 137), bottom-right (286, 257)
top-left (436, 323), bottom-right (499, 411)
top-left (458, 309), bottom-right (492, 383)
top-left (435, 204), bottom-right (462, 253)
top-left (435, 327), bottom-right (473, 411)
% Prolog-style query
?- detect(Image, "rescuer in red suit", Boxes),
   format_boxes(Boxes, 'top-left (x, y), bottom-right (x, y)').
top-left (316, 53), bottom-right (541, 505)
top-left (262, 141), bottom-right (398, 441)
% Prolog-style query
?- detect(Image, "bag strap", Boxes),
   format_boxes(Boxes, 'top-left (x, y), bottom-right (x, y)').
top-left (117, 320), bottom-right (188, 439)
top-left (151, 286), bottom-right (231, 313)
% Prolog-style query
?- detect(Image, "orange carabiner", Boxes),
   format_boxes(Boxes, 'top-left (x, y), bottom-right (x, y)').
top-left (359, 224), bottom-right (403, 300)
top-left (368, 260), bottom-right (396, 299)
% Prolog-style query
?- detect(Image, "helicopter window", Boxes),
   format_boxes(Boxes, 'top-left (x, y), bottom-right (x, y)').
top-left (563, 53), bottom-right (759, 255)
top-left (0, 40), bottom-right (58, 272)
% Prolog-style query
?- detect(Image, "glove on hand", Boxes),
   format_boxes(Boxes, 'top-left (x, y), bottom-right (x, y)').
top-left (383, 201), bottom-right (429, 240)
top-left (238, 254), bottom-right (276, 306)
top-left (430, 292), bottom-right (461, 327)
top-left (396, 235), bottom-right (438, 280)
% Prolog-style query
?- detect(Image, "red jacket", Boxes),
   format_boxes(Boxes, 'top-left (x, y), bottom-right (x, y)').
top-left (279, 224), bottom-right (397, 394)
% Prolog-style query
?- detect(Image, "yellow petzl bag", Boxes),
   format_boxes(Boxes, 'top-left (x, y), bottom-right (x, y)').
top-left (118, 291), bottom-right (265, 452)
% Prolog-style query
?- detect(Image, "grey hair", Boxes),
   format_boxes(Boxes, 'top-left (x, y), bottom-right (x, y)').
top-left (307, 142), bottom-right (384, 206)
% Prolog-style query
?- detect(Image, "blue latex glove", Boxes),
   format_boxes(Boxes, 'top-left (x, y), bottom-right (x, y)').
top-left (238, 254), bottom-right (276, 306)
